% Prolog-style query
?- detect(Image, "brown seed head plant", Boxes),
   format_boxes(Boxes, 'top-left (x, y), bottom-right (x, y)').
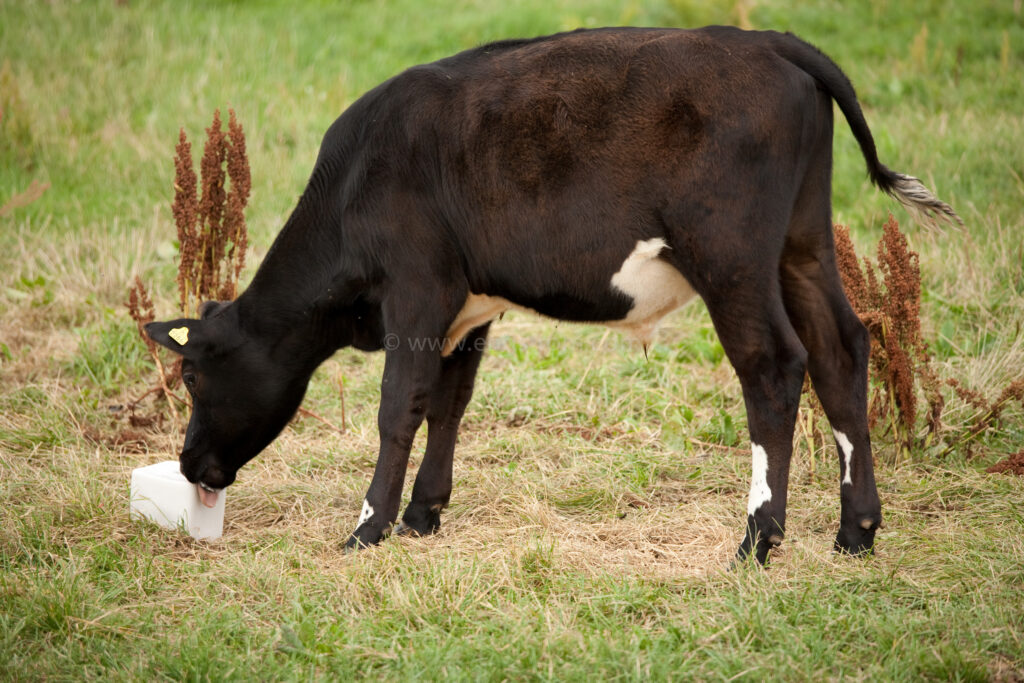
top-left (126, 109), bottom-right (250, 425)
top-left (176, 109), bottom-right (250, 316)
top-left (833, 218), bottom-right (941, 456)
top-left (831, 217), bottom-right (1024, 460)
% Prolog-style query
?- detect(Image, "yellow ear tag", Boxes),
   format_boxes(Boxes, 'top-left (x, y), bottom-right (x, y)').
top-left (168, 326), bottom-right (189, 346)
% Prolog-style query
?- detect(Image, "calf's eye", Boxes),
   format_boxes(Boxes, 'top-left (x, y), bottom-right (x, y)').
top-left (183, 373), bottom-right (198, 390)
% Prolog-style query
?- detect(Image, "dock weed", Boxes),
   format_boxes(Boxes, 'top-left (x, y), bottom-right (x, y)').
top-left (176, 108), bottom-right (251, 315)
top-left (833, 218), bottom-right (931, 452)
top-left (833, 218), bottom-right (1024, 459)
top-left (124, 109), bottom-right (251, 425)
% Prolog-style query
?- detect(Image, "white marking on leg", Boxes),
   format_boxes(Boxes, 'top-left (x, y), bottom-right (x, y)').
top-left (834, 429), bottom-right (854, 486)
top-left (358, 499), bottom-right (374, 526)
top-left (747, 443), bottom-right (772, 516)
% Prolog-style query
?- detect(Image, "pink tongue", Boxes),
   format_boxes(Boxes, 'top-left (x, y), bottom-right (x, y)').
top-left (196, 484), bottom-right (219, 508)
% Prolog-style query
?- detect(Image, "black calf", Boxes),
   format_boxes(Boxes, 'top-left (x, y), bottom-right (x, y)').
top-left (146, 26), bottom-right (958, 564)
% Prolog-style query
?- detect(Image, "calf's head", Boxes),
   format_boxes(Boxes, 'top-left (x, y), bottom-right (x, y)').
top-left (145, 302), bottom-right (310, 507)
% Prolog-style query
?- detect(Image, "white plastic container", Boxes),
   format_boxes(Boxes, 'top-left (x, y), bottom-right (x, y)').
top-left (129, 460), bottom-right (225, 539)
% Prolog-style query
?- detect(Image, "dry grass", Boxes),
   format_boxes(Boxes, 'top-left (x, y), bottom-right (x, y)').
top-left (52, 306), bottom-right (1012, 582)
top-left (4, 237), bottom-right (1024, 676)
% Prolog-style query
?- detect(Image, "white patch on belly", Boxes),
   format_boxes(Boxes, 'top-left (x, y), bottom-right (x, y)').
top-left (442, 238), bottom-right (696, 355)
top-left (607, 238), bottom-right (697, 346)
top-left (747, 443), bottom-right (772, 516)
top-left (358, 499), bottom-right (374, 526)
top-left (834, 429), bottom-right (854, 486)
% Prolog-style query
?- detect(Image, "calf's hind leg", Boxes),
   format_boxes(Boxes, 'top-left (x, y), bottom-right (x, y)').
top-left (780, 245), bottom-right (882, 555)
top-left (397, 323), bottom-right (490, 536)
top-left (703, 282), bottom-right (808, 565)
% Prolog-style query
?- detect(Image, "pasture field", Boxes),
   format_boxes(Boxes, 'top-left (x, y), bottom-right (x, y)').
top-left (2, 0), bottom-right (1023, 679)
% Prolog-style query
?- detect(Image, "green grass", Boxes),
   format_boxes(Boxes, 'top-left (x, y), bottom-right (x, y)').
top-left (2, 0), bottom-right (1023, 679)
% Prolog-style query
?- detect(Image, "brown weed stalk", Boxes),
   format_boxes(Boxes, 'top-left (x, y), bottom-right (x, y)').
top-left (833, 218), bottom-right (1024, 458)
top-left (943, 377), bottom-right (1024, 457)
top-left (125, 109), bottom-right (251, 424)
top-left (176, 109), bottom-right (250, 316)
top-left (125, 276), bottom-right (180, 422)
top-left (834, 217), bottom-right (934, 451)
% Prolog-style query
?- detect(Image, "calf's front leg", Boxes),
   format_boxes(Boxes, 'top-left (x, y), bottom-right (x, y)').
top-left (397, 323), bottom-right (490, 537)
top-left (345, 342), bottom-right (442, 549)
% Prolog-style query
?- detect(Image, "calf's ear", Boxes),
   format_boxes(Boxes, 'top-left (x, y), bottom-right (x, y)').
top-left (144, 319), bottom-right (209, 359)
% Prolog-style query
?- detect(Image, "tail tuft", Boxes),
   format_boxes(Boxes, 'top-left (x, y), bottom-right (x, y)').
top-left (880, 172), bottom-right (963, 228)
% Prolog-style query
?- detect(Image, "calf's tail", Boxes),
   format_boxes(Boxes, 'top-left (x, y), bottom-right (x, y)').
top-left (772, 33), bottom-right (963, 227)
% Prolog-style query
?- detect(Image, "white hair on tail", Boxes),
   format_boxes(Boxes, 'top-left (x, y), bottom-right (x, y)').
top-left (887, 173), bottom-right (964, 228)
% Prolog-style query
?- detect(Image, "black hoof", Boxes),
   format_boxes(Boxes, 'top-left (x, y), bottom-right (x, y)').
top-left (735, 532), bottom-right (782, 567)
top-left (344, 522), bottom-right (391, 551)
top-left (834, 518), bottom-right (880, 556)
top-left (397, 502), bottom-right (443, 537)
